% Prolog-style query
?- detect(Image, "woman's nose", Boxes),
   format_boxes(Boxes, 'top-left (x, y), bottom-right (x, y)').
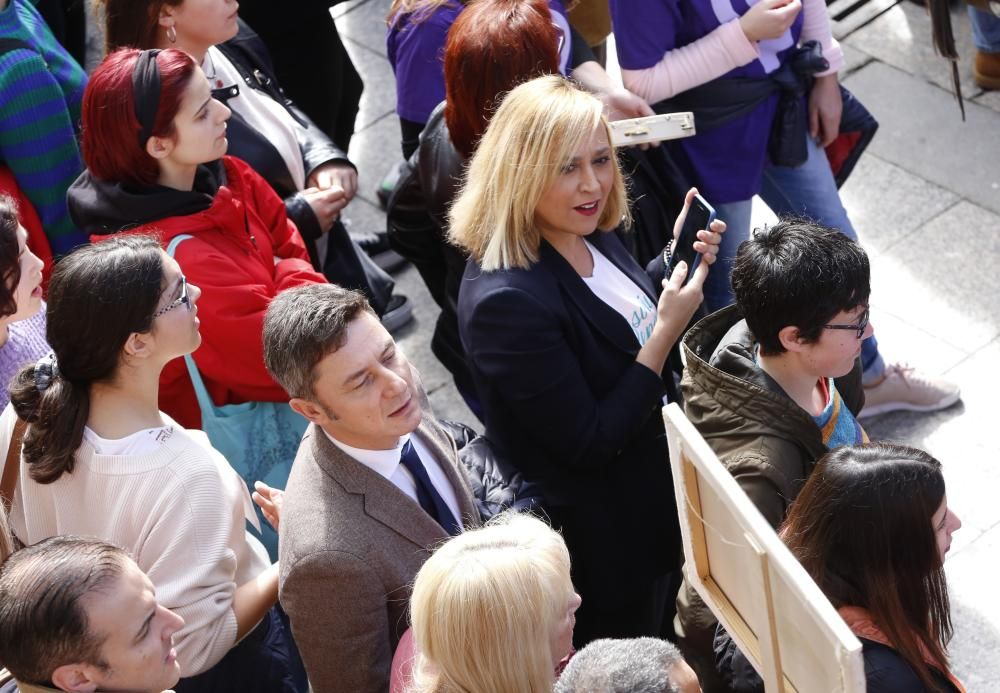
top-left (578, 165), bottom-right (598, 192)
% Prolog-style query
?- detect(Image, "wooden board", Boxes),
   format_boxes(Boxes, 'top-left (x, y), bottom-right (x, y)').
top-left (663, 403), bottom-right (866, 693)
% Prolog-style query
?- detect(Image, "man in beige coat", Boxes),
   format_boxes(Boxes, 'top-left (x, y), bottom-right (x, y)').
top-left (262, 284), bottom-right (479, 693)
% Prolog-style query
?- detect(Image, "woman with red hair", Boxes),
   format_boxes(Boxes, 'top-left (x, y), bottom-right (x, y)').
top-left (387, 0), bottom-right (560, 418)
top-left (96, 0), bottom-right (410, 327)
top-left (388, 0), bottom-right (653, 159)
top-left (69, 48), bottom-right (324, 429)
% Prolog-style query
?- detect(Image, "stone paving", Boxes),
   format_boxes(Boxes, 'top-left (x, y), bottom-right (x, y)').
top-left (332, 1), bottom-right (1000, 686)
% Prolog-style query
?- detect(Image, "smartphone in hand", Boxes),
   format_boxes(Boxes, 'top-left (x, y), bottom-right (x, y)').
top-left (667, 194), bottom-right (716, 284)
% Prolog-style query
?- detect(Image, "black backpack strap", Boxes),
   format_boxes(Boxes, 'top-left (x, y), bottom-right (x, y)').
top-left (0, 38), bottom-right (32, 55)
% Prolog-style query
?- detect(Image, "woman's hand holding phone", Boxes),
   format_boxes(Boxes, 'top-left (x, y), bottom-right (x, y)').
top-left (636, 188), bottom-right (727, 375)
top-left (649, 189), bottom-right (727, 346)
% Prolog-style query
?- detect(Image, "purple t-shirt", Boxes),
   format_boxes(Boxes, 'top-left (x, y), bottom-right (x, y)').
top-left (610, 0), bottom-right (804, 203)
top-left (387, 0), bottom-right (572, 125)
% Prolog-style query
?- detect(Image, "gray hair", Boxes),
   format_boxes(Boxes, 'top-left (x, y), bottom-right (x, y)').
top-left (262, 284), bottom-right (374, 399)
top-left (554, 638), bottom-right (685, 693)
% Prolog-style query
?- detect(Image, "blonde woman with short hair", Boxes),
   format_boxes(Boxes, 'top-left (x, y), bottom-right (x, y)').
top-left (451, 74), bottom-right (725, 645)
top-left (408, 512), bottom-right (580, 693)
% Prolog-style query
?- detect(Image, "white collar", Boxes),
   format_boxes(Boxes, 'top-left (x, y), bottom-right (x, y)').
top-left (323, 429), bottom-right (413, 482)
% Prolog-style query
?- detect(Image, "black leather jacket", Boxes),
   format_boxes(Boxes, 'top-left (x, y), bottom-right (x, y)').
top-left (386, 103), bottom-right (473, 395)
top-left (215, 20), bottom-right (353, 260)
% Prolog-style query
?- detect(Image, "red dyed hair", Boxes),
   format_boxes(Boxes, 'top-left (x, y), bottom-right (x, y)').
top-left (81, 48), bottom-right (198, 187)
top-left (442, 0), bottom-right (559, 159)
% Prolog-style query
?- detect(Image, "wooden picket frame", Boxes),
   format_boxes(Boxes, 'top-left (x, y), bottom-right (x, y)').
top-left (663, 403), bottom-right (866, 693)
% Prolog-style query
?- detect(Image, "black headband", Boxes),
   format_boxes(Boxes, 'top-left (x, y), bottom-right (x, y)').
top-left (131, 49), bottom-right (163, 149)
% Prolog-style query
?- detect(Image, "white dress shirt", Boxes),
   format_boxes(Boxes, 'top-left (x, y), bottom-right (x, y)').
top-left (324, 430), bottom-right (464, 529)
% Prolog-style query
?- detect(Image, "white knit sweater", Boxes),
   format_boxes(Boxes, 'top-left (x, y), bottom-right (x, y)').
top-left (3, 405), bottom-right (271, 677)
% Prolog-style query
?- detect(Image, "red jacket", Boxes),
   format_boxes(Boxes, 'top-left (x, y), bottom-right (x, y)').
top-left (118, 157), bottom-right (325, 428)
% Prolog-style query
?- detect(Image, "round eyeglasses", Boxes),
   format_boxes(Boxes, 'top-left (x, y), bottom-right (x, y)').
top-left (823, 306), bottom-right (869, 340)
top-left (152, 276), bottom-right (191, 318)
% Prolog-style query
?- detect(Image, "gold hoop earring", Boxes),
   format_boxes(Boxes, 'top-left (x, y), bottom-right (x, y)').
top-left (166, 25), bottom-right (177, 44)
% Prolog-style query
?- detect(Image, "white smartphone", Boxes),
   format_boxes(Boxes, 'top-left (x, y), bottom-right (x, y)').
top-left (609, 112), bottom-right (696, 147)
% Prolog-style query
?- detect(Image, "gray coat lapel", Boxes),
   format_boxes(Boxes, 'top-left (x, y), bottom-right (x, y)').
top-left (308, 415), bottom-right (479, 548)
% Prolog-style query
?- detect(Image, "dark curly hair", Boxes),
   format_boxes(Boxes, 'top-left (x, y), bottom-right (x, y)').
top-left (0, 194), bottom-right (23, 319)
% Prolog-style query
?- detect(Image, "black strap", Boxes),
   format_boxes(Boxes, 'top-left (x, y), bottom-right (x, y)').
top-left (0, 38), bottom-right (32, 55)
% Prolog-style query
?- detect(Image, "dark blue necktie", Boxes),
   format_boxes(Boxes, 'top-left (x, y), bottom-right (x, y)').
top-left (399, 439), bottom-right (461, 536)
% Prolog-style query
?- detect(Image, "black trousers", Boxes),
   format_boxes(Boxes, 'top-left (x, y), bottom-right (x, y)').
top-left (174, 605), bottom-right (307, 693)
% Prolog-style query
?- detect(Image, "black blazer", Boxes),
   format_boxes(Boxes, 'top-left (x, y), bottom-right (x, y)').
top-left (457, 230), bottom-right (681, 581)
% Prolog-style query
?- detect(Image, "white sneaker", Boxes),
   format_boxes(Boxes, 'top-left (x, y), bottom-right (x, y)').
top-left (859, 363), bottom-right (961, 418)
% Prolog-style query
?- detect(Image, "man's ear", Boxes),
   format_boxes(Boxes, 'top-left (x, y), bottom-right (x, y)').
top-left (50, 663), bottom-right (100, 692)
top-left (123, 331), bottom-right (155, 361)
top-left (145, 134), bottom-right (174, 161)
top-left (289, 397), bottom-right (333, 425)
top-left (776, 325), bottom-right (807, 353)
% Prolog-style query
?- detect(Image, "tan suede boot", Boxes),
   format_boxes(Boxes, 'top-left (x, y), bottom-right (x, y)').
top-left (974, 50), bottom-right (1000, 90)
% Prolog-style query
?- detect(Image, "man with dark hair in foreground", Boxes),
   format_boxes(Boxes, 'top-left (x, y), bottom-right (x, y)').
top-left (0, 536), bottom-right (184, 693)
top-left (262, 283), bottom-right (479, 693)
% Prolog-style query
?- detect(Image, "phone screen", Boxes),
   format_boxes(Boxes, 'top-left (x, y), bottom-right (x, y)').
top-left (669, 195), bottom-right (715, 283)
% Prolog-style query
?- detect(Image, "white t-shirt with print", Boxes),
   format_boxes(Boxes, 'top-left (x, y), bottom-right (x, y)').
top-left (581, 240), bottom-right (657, 347)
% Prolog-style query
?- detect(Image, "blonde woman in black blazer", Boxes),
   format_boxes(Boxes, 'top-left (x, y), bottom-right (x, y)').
top-left (451, 75), bottom-right (725, 646)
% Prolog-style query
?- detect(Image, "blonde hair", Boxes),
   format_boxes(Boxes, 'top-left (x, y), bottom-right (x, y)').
top-left (448, 75), bottom-right (630, 271)
top-left (388, 0), bottom-right (456, 23)
top-left (408, 512), bottom-right (574, 693)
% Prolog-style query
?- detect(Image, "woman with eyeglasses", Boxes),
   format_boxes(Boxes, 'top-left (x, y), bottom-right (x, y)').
top-left (67, 48), bottom-right (326, 433)
top-left (4, 234), bottom-right (301, 691)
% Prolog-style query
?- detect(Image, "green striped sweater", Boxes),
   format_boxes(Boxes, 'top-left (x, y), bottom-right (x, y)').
top-left (0, 0), bottom-right (87, 255)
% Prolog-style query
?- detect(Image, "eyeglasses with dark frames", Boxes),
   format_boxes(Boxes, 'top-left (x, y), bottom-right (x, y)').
top-left (152, 276), bottom-right (191, 319)
top-left (823, 305), bottom-right (869, 340)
